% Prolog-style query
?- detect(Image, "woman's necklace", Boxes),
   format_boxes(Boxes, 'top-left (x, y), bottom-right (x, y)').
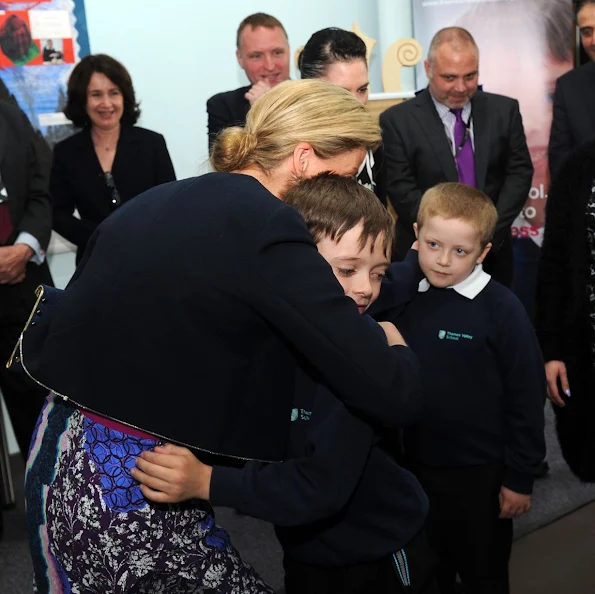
top-left (92, 128), bottom-right (119, 154)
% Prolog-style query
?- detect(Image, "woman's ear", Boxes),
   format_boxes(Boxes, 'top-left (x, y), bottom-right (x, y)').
top-left (292, 142), bottom-right (313, 177)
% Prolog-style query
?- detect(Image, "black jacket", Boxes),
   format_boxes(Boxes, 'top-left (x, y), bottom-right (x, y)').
top-left (536, 141), bottom-right (595, 481)
top-left (51, 125), bottom-right (176, 259)
top-left (20, 173), bottom-right (422, 463)
top-left (548, 62), bottom-right (595, 176)
top-left (206, 85), bottom-right (251, 150)
top-left (0, 100), bottom-right (53, 249)
top-left (380, 89), bottom-right (533, 272)
top-left (210, 309), bottom-right (427, 566)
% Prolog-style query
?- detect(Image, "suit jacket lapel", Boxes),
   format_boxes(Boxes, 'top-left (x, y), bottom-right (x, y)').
top-left (112, 125), bottom-right (136, 179)
top-left (413, 90), bottom-right (458, 181)
top-left (471, 93), bottom-right (488, 190)
top-left (77, 128), bottom-right (106, 196)
top-left (0, 114), bottom-right (6, 168)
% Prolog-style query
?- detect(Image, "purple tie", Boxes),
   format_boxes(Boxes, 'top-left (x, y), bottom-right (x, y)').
top-left (451, 108), bottom-right (476, 188)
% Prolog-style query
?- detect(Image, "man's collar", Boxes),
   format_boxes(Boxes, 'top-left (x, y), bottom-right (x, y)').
top-left (418, 264), bottom-right (491, 300)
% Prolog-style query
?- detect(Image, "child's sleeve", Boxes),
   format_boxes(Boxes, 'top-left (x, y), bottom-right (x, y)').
top-left (369, 249), bottom-right (424, 322)
top-left (209, 393), bottom-right (375, 527)
top-left (253, 206), bottom-right (422, 431)
top-left (495, 292), bottom-right (546, 494)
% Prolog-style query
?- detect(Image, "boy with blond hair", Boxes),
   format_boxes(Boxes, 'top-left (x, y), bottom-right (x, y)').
top-left (374, 182), bottom-right (545, 594)
top-left (132, 174), bottom-right (438, 594)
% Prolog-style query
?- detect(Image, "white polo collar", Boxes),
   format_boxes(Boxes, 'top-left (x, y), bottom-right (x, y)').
top-left (418, 264), bottom-right (491, 300)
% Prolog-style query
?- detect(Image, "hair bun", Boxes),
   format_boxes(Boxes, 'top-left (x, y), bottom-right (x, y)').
top-left (211, 127), bottom-right (257, 172)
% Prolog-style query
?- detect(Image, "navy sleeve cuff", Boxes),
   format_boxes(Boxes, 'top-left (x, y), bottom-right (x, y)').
top-left (503, 467), bottom-right (535, 495)
top-left (209, 465), bottom-right (245, 508)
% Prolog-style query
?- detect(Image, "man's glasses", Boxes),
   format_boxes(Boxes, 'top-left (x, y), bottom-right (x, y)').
top-left (104, 172), bottom-right (121, 209)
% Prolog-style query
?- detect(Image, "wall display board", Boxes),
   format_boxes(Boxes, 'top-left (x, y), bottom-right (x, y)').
top-left (0, 0), bottom-right (90, 145)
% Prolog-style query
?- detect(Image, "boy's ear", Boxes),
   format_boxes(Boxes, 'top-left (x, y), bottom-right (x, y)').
top-left (477, 242), bottom-right (492, 264)
top-left (413, 222), bottom-right (419, 238)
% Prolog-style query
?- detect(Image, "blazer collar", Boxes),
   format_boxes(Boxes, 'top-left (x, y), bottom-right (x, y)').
top-left (470, 92), bottom-right (488, 189)
top-left (412, 89), bottom-right (458, 181)
top-left (413, 89), bottom-right (489, 189)
top-left (77, 124), bottom-right (137, 178)
top-left (0, 113), bottom-right (6, 166)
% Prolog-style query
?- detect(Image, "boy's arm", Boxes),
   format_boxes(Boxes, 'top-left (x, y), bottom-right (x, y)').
top-left (253, 206), bottom-right (422, 430)
top-left (495, 292), bottom-right (546, 497)
top-left (134, 395), bottom-right (375, 527)
top-left (369, 248), bottom-right (424, 321)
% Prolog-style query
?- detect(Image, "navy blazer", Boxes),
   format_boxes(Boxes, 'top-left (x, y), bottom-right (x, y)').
top-left (206, 85), bottom-right (251, 150)
top-left (21, 173), bottom-right (422, 463)
top-left (549, 61), bottom-right (595, 176)
top-left (380, 89), bottom-right (533, 262)
top-left (51, 125), bottom-right (176, 259)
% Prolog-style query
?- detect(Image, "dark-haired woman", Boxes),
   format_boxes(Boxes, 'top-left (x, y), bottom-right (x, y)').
top-left (51, 54), bottom-right (176, 264)
top-left (299, 27), bottom-right (387, 205)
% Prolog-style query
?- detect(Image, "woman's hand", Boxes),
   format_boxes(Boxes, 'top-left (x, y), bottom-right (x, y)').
top-left (131, 443), bottom-right (212, 503)
top-left (545, 360), bottom-right (570, 407)
top-left (378, 321), bottom-right (407, 347)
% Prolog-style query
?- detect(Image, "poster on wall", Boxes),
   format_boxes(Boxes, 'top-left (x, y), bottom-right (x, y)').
top-left (0, 0), bottom-right (90, 146)
top-left (411, 0), bottom-right (574, 312)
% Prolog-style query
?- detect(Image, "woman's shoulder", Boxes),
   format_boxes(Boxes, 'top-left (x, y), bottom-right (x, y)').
top-left (126, 125), bottom-right (166, 143)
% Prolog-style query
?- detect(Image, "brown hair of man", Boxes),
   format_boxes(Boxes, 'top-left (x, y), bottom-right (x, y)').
top-left (427, 26), bottom-right (478, 66)
top-left (417, 182), bottom-right (497, 247)
top-left (284, 172), bottom-right (395, 256)
top-left (236, 13), bottom-right (288, 49)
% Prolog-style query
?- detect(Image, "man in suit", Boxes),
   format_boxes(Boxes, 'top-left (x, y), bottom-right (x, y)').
top-left (0, 100), bottom-right (54, 535)
top-left (549, 0), bottom-right (595, 175)
top-left (207, 12), bottom-right (290, 149)
top-left (381, 27), bottom-right (532, 287)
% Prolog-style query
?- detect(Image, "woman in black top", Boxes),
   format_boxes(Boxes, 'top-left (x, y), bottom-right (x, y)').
top-left (299, 27), bottom-right (387, 205)
top-left (536, 140), bottom-right (595, 482)
top-left (51, 54), bottom-right (176, 264)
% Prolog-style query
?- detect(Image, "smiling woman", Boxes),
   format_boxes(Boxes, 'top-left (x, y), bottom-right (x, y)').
top-left (50, 54), bottom-right (176, 265)
top-left (299, 28), bottom-right (388, 206)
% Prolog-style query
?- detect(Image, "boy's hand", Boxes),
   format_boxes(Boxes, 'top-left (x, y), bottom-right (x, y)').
top-left (378, 321), bottom-right (407, 346)
top-left (131, 443), bottom-right (212, 503)
top-left (499, 486), bottom-right (531, 518)
top-left (411, 240), bottom-right (419, 251)
top-left (545, 360), bottom-right (569, 407)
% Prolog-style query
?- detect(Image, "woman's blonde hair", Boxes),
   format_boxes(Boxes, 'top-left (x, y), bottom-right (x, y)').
top-left (211, 79), bottom-right (381, 173)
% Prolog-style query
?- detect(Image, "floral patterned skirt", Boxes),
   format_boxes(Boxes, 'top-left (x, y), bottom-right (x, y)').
top-left (25, 393), bottom-right (273, 594)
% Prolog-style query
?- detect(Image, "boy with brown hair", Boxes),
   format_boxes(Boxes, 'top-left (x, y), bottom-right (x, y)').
top-left (132, 174), bottom-right (437, 594)
top-left (374, 182), bottom-right (546, 594)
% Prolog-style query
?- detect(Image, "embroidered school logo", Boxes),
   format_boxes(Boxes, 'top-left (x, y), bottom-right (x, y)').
top-left (291, 408), bottom-right (312, 421)
top-left (438, 330), bottom-right (473, 341)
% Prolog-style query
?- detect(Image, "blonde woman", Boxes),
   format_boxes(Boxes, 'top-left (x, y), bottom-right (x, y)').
top-left (24, 80), bottom-right (420, 594)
